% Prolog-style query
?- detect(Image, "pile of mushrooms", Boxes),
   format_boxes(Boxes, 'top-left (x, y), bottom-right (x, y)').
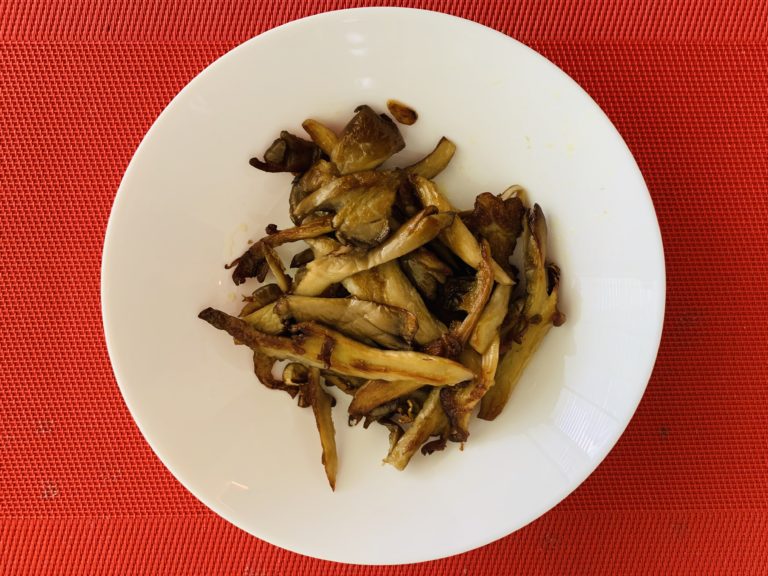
top-left (199, 103), bottom-right (564, 489)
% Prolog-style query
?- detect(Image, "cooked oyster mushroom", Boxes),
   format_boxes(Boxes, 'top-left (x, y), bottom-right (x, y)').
top-left (461, 191), bottom-right (524, 276)
top-left (305, 234), bottom-right (446, 344)
top-left (293, 207), bottom-right (454, 296)
top-left (305, 367), bottom-right (338, 490)
top-left (199, 309), bottom-right (474, 386)
top-left (273, 295), bottom-right (418, 350)
top-left (289, 159), bottom-right (339, 224)
top-left (479, 205), bottom-right (565, 420)
top-left (301, 118), bottom-right (339, 156)
top-left (411, 175), bottom-right (514, 285)
top-left (238, 283), bottom-right (283, 318)
top-left (469, 283), bottom-right (512, 354)
top-left (405, 137), bottom-right (456, 179)
top-left (249, 131), bottom-right (321, 173)
top-left (383, 388), bottom-right (447, 470)
top-left (399, 247), bottom-right (453, 301)
top-left (228, 216), bottom-right (334, 285)
top-left (331, 105), bottom-right (405, 174)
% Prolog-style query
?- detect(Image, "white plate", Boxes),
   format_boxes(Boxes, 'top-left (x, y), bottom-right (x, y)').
top-left (102, 8), bottom-right (664, 565)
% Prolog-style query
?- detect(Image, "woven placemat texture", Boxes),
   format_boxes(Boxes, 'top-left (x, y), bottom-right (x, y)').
top-left (1, 1), bottom-right (766, 574)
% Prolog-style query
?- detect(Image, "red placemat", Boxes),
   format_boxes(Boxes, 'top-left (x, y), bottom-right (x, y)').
top-left (1, 1), bottom-right (767, 574)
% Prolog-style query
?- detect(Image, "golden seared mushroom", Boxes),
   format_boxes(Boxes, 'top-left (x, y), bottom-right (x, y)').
top-left (331, 185), bottom-right (397, 245)
top-left (441, 335), bottom-right (500, 442)
top-left (240, 301), bottom-right (285, 335)
top-left (238, 283), bottom-right (284, 318)
top-left (479, 205), bottom-right (565, 421)
top-left (469, 283), bottom-right (512, 354)
top-left (341, 261), bottom-right (446, 345)
top-left (249, 131), bottom-right (321, 173)
top-left (273, 295), bottom-right (418, 350)
top-left (261, 244), bottom-right (292, 293)
top-left (411, 175), bottom-right (514, 285)
top-left (399, 247), bottom-right (453, 301)
top-left (380, 421), bottom-right (404, 453)
top-left (293, 207), bottom-right (454, 296)
top-left (405, 137), bottom-right (457, 179)
top-left (305, 367), bottom-right (338, 490)
top-left (331, 105), bottom-right (405, 174)
top-left (289, 159), bottom-right (339, 224)
top-left (349, 379), bottom-right (445, 417)
top-left (199, 310), bottom-right (474, 386)
top-left (448, 240), bottom-right (494, 347)
top-left (228, 216), bottom-right (334, 285)
top-left (386, 99), bottom-right (419, 125)
top-left (293, 171), bottom-right (391, 219)
top-left (305, 235), bottom-right (446, 344)
top-left (293, 171), bottom-right (400, 245)
top-left (383, 388), bottom-right (448, 470)
top-left (301, 118), bottom-right (338, 156)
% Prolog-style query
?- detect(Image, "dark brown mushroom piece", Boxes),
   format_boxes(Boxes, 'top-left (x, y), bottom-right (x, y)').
top-left (386, 99), bottom-right (418, 126)
top-left (249, 131), bottom-right (321, 173)
top-left (461, 191), bottom-right (525, 276)
top-left (227, 215), bottom-right (334, 285)
top-left (399, 247), bottom-right (453, 301)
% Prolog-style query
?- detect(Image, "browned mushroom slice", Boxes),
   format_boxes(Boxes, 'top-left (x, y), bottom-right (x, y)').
top-left (342, 261), bottom-right (446, 345)
top-left (399, 247), bottom-right (453, 301)
top-left (349, 379), bottom-right (451, 417)
top-left (294, 171), bottom-right (399, 217)
top-left (238, 283), bottom-right (284, 317)
top-left (405, 137), bottom-right (457, 179)
top-left (469, 283), bottom-right (512, 354)
top-left (381, 421), bottom-right (404, 453)
top-left (273, 295), bottom-right (418, 350)
top-left (293, 207), bottom-right (454, 296)
top-left (332, 183), bottom-right (397, 245)
top-left (304, 367), bottom-right (338, 490)
top-left (322, 373), bottom-right (364, 396)
top-left (290, 159), bottom-right (339, 224)
top-left (240, 302), bottom-right (284, 335)
top-left (479, 205), bottom-right (565, 421)
top-left (411, 175), bottom-right (514, 285)
top-left (383, 388), bottom-right (448, 470)
top-left (386, 99), bottom-right (418, 125)
top-left (301, 118), bottom-right (338, 156)
top-left (198, 310), bottom-right (474, 386)
top-left (249, 131), bottom-right (321, 173)
top-left (228, 215), bottom-right (334, 285)
top-left (251, 350), bottom-right (301, 400)
top-left (290, 247), bottom-right (315, 268)
top-left (461, 191), bottom-right (524, 276)
top-left (262, 244), bottom-right (292, 293)
top-left (441, 335), bottom-right (500, 442)
top-left (449, 240), bottom-right (494, 347)
top-left (331, 105), bottom-right (405, 174)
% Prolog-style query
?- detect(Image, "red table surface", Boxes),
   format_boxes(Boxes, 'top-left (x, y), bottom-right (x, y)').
top-left (2, 1), bottom-right (767, 574)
